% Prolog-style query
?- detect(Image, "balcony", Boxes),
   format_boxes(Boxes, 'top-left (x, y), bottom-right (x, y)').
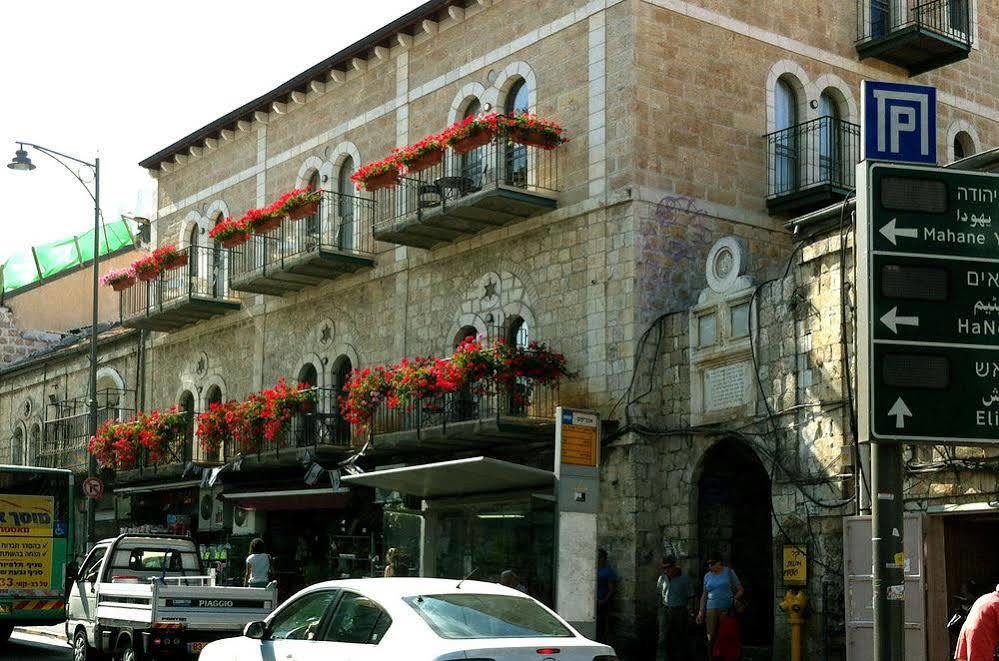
top-left (229, 191), bottom-right (376, 296)
top-left (372, 138), bottom-right (560, 249)
top-left (366, 383), bottom-right (559, 452)
top-left (765, 117), bottom-right (860, 215)
top-left (120, 245), bottom-right (240, 332)
top-left (40, 391), bottom-right (136, 473)
top-left (856, 0), bottom-right (972, 74)
top-left (221, 387), bottom-right (359, 464)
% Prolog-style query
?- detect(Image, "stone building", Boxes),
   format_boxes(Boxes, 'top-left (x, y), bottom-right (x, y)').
top-left (3, 0), bottom-right (998, 659)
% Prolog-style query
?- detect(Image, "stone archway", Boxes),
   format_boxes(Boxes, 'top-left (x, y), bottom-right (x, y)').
top-left (696, 438), bottom-right (774, 650)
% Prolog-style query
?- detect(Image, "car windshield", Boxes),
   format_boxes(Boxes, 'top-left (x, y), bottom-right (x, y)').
top-left (404, 594), bottom-right (574, 640)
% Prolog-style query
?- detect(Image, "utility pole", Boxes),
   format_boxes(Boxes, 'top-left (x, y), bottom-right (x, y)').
top-left (871, 441), bottom-right (904, 661)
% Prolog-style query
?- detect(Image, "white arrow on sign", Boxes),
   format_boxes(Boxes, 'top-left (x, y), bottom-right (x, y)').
top-left (887, 397), bottom-right (913, 429)
top-left (880, 307), bottom-right (920, 334)
top-left (879, 218), bottom-right (919, 246)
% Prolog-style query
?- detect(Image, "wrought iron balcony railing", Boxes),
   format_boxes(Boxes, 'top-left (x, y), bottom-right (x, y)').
top-left (765, 117), bottom-right (860, 214)
top-left (367, 382), bottom-right (559, 444)
top-left (221, 387), bottom-right (355, 461)
top-left (40, 405), bottom-right (136, 472)
top-left (229, 190), bottom-right (375, 295)
top-left (856, 0), bottom-right (972, 73)
top-left (120, 244), bottom-right (240, 331)
top-left (371, 137), bottom-right (560, 249)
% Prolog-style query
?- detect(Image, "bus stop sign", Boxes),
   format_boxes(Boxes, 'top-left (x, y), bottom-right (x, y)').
top-left (858, 162), bottom-right (999, 444)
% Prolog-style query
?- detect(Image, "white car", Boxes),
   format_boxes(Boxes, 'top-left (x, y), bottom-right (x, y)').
top-left (199, 577), bottom-right (619, 661)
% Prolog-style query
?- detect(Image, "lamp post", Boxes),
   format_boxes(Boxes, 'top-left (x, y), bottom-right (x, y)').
top-left (8, 142), bottom-right (100, 549)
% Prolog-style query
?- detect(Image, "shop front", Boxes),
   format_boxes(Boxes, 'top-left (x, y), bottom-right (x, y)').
top-left (343, 456), bottom-right (558, 606)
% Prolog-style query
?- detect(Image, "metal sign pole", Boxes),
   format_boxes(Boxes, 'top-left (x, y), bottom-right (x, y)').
top-left (871, 441), bottom-right (904, 661)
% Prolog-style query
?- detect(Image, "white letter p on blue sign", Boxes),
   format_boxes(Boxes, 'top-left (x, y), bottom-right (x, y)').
top-left (862, 80), bottom-right (937, 165)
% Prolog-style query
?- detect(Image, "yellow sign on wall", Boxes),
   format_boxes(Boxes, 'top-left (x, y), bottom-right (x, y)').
top-left (782, 545), bottom-right (807, 586)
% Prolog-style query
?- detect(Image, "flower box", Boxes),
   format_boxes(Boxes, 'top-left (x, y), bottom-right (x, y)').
top-left (450, 130), bottom-right (493, 155)
top-left (110, 275), bottom-right (136, 291)
top-left (243, 208), bottom-right (283, 234)
top-left (221, 234), bottom-right (249, 249)
top-left (509, 127), bottom-right (560, 150)
top-left (161, 252), bottom-right (188, 270)
top-left (362, 170), bottom-right (401, 192)
top-left (287, 200), bottom-right (320, 220)
top-left (403, 148), bottom-right (444, 173)
top-left (133, 257), bottom-right (161, 282)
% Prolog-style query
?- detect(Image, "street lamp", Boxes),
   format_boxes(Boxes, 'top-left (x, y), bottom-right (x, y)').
top-left (8, 142), bottom-right (100, 550)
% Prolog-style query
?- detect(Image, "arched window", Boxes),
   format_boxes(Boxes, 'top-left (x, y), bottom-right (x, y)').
top-left (296, 364), bottom-right (319, 447)
top-left (179, 391), bottom-right (196, 462)
top-left (332, 356), bottom-right (354, 444)
top-left (306, 170), bottom-right (321, 237)
top-left (953, 131), bottom-right (975, 161)
top-left (96, 373), bottom-right (122, 411)
top-left (504, 79), bottom-right (530, 189)
top-left (453, 326), bottom-right (480, 421)
top-left (298, 363), bottom-right (318, 388)
top-left (507, 316), bottom-right (530, 349)
top-left (774, 79), bottom-right (798, 194)
top-left (11, 427), bottom-right (24, 466)
top-left (28, 424), bottom-right (41, 466)
top-left (203, 385), bottom-right (223, 459)
top-left (460, 99), bottom-right (484, 187)
top-left (189, 223), bottom-right (200, 278)
top-left (211, 213), bottom-right (225, 298)
top-left (818, 91), bottom-right (841, 184)
top-left (336, 158), bottom-right (355, 251)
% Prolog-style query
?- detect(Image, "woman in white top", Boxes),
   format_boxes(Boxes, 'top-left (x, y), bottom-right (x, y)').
top-left (244, 538), bottom-right (271, 588)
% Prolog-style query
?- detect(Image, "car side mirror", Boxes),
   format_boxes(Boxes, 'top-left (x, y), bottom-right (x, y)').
top-left (243, 621), bottom-right (269, 640)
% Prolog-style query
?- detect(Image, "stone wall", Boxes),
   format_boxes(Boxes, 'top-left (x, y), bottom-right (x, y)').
top-left (0, 306), bottom-right (60, 369)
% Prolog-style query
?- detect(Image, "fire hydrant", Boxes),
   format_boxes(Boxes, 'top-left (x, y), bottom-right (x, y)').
top-left (779, 589), bottom-right (809, 661)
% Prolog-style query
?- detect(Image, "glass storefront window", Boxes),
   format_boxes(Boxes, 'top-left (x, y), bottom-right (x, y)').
top-left (434, 497), bottom-right (555, 607)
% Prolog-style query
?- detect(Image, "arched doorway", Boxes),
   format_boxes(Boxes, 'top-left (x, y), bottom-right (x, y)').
top-left (204, 385), bottom-right (223, 459)
top-left (697, 439), bottom-right (773, 650)
top-left (179, 391), bottom-right (196, 462)
top-left (297, 363), bottom-right (319, 447)
top-left (332, 356), bottom-right (353, 445)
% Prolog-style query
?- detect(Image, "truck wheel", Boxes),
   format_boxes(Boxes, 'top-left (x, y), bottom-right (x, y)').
top-left (73, 629), bottom-right (93, 661)
top-left (0, 624), bottom-right (12, 644)
top-left (117, 646), bottom-right (139, 661)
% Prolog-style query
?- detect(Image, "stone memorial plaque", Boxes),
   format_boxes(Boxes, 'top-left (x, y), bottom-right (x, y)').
top-left (703, 361), bottom-right (751, 411)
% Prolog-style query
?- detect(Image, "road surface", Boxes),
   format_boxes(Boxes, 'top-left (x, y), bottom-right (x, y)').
top-left (6, 630), bottom-right (72, 659)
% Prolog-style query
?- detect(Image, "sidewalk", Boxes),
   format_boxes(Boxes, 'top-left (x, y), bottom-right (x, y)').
top-left (15, 623), bottom-right (66, 641)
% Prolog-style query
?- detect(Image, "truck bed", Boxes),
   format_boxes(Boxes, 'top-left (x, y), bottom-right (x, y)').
top-left (97, 581), bottom-right (276, 632)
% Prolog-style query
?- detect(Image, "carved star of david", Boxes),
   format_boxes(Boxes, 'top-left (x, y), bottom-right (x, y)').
top-left (196, 357), bottom-right (207, 376)
top-left (320, 324), bottom-right (332, 345)
top-left (483, 280), bottom-right (498, 300)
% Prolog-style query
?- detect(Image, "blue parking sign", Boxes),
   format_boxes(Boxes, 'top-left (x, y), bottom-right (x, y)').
top-left (862, 81), bottom-right (937, 165)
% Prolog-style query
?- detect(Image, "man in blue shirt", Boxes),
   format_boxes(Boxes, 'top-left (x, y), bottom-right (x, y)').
top-left (656, 556), bottom-right (693, 660)
top-left (596, 548), bottom-right (617, 644)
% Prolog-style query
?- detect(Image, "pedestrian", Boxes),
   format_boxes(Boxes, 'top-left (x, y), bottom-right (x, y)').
top-left (694, 553), bottom-right (743, 658)
top-left (384, 547), bottom-right (398, 577)
top-left (596, 548), bottom-right (618, 645)
top-left (657, 555), bottom-right (694, 661)
top-left (954, 583), bottom-right (999, 661)
top-left (499, 569), bottom-right (527, 593)
top-left (244, 538), bottom-right (271, 588)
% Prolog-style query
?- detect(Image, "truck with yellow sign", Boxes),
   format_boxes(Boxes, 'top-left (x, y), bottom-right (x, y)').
top-left (0, 465), bottom-right (75, 645)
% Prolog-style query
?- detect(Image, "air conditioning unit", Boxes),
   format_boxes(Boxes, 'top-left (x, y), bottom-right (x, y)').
top-left (197, 486), bottom-right (229, 532)
top-left (232, 506), bottom-right (266, 536)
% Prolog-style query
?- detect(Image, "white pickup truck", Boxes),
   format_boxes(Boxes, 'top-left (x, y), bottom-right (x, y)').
top-left (66, 534), bottom-right (277, 660)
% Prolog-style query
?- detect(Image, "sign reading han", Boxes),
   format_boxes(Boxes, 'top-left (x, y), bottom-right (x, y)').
top-left (858, 163), bottom-right (999, 445)
top-left (862, 81), bottom-right (937, 165)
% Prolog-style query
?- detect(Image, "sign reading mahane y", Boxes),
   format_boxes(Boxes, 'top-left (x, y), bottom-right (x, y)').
top-left (858, 163), bottom-right (999, 445)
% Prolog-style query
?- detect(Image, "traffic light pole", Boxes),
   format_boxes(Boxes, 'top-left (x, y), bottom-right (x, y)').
top-left (871, 440), bottom-right (905, 661)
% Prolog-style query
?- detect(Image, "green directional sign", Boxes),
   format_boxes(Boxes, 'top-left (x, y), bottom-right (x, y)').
top-left (858, 163), bottom-right (999, 445)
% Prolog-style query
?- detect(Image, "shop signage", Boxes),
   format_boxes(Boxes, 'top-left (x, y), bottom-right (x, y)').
top-left (858, 163), bottom-right (999, 444)
top-left (782, 545), bottom-right (807, 586)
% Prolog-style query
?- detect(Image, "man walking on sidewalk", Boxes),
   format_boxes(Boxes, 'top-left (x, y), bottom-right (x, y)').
top-left (657, 555), bottom-right (693, 661)
top-left (955, 584), bottom-right (999, 661)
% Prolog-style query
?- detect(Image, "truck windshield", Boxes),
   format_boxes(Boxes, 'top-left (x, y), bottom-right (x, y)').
top-left (404, 594), bottom-right (574, 640)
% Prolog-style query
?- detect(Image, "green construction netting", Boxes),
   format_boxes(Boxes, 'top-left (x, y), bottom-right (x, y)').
top-left (1, 218), bottom-right (137, 294)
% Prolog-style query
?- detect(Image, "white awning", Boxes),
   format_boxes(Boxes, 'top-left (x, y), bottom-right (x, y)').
top-left (341, 456), bottom-right (554, 499)
top-left (113, 480), bottom-right (202, 495)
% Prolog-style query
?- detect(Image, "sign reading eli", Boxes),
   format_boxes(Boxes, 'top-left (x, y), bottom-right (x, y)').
top-left (861, 81), bottom-right (937, 165)
top-left (858, 163), bottom-right (999, 445)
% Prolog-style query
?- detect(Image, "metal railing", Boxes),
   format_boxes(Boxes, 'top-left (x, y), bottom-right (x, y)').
top-left (40, 405), bottom-right (136, 472)
top-left (229, 190), bottom-right (375, 283)
top-left (120, 244), bottom-right (237, 321)
top-left (372, 136), bottom-right (561, 229)
top-left (368, 381), bottom-right (559, 440)
top-left (221, 387), bottom-right (354, 460)
top-left (766, 117), bottom-right (860, 199)
top-left (858, 0), bottom-right (972, 44)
